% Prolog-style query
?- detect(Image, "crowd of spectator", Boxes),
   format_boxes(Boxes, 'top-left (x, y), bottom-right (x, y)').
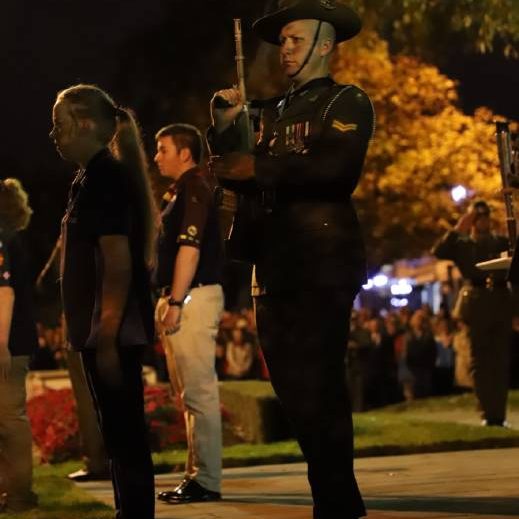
top-left (348, 304), bottom-right (519, 411)
top-left (32, 309), bottom-right (270, 382)
top-left (32, 303), bottom-right (519, 411)
top-left (30, 322), bottom-right (67, 371)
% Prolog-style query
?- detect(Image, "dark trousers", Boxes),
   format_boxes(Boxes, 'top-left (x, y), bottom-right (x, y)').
top-left (81, 348), bottom-right (155, 519)
top-left (255, 289), bottom-right (365, 519)
top-left (67, 349), bottom-right (108, 474)
top-left (466, 288), bottom-right (512, 424)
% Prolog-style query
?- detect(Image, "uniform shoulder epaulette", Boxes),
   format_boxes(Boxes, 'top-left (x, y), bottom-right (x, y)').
top-left (322, 84), bottom-right (376, 139)
top-left (321, 84), bottom-right (354, 123)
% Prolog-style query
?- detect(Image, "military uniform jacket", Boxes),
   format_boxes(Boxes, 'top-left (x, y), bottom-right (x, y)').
top-left (432, 230), bottom-right (512, 322)
top-left (432, 230), bottom-right (509, 283)
top-left (208, 77), bottom-right (375, 295)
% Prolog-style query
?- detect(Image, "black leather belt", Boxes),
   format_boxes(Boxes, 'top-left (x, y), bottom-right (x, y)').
top-left (156, 282), bottom-right (214, 297)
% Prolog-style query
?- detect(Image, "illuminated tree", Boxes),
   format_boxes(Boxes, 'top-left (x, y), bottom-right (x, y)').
top-left (347, 0), bottom-right (519, 59)
top-left (111, 0), bottom-right (518, 267)
top-left (332, 31), bottom-right (513, 265)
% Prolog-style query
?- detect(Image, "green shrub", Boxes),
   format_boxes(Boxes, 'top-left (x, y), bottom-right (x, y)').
top-left (219, 381), bottom-right (293, 443)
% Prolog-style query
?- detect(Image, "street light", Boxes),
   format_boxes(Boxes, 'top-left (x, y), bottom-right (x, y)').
top-left (451, 185), bottom-right (468, 203)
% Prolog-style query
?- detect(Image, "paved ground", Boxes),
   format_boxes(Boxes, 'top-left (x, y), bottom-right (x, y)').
top-left (79, 447), bottom-right (519, 518)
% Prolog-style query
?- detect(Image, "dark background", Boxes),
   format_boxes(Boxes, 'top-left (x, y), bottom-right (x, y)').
top-left (1, 0), bottom-right (518, 301)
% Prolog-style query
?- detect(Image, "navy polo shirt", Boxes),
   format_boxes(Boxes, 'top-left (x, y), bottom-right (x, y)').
top-left (0, 229), bottom-right (38, 356)
top-left (60, 149), bottom-right (154, 351)
top-left (153, 167), bottom-right (224, 289)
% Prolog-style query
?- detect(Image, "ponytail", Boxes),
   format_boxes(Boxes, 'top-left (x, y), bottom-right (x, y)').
top-left (111, 108), bottom-right (158, 268)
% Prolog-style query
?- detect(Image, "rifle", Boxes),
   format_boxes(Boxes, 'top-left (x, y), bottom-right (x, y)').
top-left (214, 19), bottom-right (258, 262)
top-left (233, 18), bottom-right (255, 151)
top-left (496, 121), bottom-right (519, 255)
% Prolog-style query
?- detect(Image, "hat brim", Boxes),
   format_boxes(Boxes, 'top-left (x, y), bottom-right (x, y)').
top-left (253, 4), bottom-right (361, 45)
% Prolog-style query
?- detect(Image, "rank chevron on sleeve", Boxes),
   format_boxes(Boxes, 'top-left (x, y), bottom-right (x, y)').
top-left (331, 120), bottom-right (358, 133)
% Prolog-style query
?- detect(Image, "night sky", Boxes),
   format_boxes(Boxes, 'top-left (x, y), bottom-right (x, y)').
top-left (2, 0), bottom-right (518, 280)
top-left (2, 0), bottom-right (169, 258)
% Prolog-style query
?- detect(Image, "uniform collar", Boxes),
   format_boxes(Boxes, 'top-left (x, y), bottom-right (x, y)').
top-left (174, 166), bottom-right (200, 188)
top-left (282, 76), bottom-right (335, 112)
top-left (289, 76), bottom-right (335, 97)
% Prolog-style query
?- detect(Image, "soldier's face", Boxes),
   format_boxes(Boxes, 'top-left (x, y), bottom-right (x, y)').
top-left (155, 136), bottom-right (184, 180)
top-left (473, 213), bottom-right (491, 233)
top-left (279, 20), bottom-right (321, 77)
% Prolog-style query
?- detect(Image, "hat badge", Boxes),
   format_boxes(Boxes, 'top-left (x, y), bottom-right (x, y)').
top-left (320, 0), bottom-right (337, 9)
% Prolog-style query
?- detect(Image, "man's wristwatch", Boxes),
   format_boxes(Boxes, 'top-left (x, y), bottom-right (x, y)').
top-left (167, 297), bottom-right (184, 308)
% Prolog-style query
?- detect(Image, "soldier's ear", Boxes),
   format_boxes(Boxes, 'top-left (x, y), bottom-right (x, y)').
top-left (319, 37), bottom-right (334, 57)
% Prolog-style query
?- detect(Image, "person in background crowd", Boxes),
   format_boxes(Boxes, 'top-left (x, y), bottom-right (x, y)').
top-left (0, 178), bottom-right (39, 513)
top-left (452, 320), bottom-right (474, 391)
top-left (347, 312), bottom-right (372, 411)
top-left (397, 307), bottom-right (412, 330)
top-left (403, 310), bottom-right (437, 399)
top-left (432, 200), bottom-right (512, 426)
top-left (153, 124), bottom-right (224, 505)
top-left (366, 317), bottom-right (399, 408)
top-left (385, 315), bottom-right (405, 402)
top-left (225, 324), bottom-right (255, 379)
top-left (433, 318), bottom-right (455, 395)
top-left (30, 323), bottom-right (59, 371)
top-left (51, 84), bottom-right (156, 519)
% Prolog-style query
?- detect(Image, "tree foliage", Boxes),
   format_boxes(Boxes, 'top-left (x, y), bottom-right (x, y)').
top-left (332, 31), bottom-right (514, 266)
top-left (346, 0), bottom-right (519, 60)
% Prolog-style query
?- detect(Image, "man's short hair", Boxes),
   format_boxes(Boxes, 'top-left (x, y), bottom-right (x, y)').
top-left (155, 124), bottom-right (203, 165)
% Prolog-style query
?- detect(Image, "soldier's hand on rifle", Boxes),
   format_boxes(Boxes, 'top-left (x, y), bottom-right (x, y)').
top-left (211, 88), bottom-right (244, 133)
top-left (209, 152), bottom-right (254, 181)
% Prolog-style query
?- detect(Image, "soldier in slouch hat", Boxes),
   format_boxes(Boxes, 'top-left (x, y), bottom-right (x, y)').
top-left (208, 1), bottom-right (374, 517)
top-left (433, 200), bottom-right (512, 427)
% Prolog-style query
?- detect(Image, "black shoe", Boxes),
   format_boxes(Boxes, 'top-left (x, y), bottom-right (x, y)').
top-left (67, 468), bottom-right (111, 482)
top-left (481, 419), bottom-right (510, 427)
top-left (158, 478), bottom-right (221, 504)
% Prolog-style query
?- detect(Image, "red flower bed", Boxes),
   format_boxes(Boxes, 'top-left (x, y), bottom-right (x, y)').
top-left (26, 388), bottom-right (80, 463)
top-left (27, 386), bottom-right (187, 463)
top-left (144, 385), bottom-right (186, 451)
